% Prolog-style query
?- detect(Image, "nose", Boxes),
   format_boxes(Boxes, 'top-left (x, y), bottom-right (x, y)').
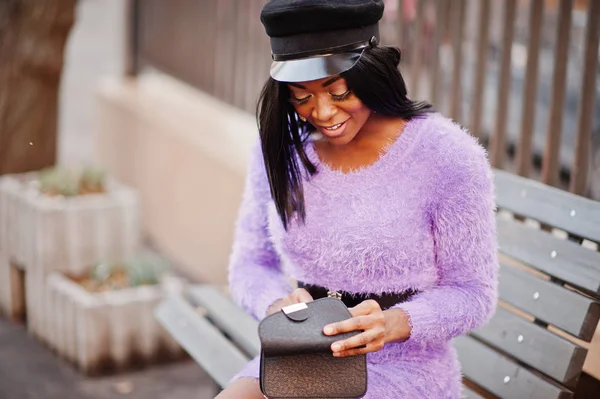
top-left (311, 94), bottom-right (337, 122)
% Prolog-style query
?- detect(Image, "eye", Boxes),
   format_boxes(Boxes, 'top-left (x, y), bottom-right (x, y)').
top-left (330, 89), bottom-right (352, 101)
top-left (289, 94), bottom-right (312, 105)
top-left (328, 82), bottom-right (352, 101)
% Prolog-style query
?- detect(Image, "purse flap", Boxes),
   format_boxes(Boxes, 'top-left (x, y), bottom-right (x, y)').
top-left (258, 297), bottom-right (360, 357)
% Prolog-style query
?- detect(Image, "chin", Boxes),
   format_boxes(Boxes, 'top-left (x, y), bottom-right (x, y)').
top-left (312, 127), bottom-right (358, 146)
top-left (321, 127), bottom-right (358, 146)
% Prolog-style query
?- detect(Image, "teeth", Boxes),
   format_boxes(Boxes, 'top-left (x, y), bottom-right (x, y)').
top-left (326, 123), bottom-right (342, 130)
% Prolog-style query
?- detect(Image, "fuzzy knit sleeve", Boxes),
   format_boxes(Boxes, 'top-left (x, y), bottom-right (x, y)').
top-left (394, 141), bottom-right (498, 345)
top-left (228, 140), bottom-right (294, 320)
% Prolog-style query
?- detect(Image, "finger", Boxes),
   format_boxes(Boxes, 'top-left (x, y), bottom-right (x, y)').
top-left (267, 296), bottom-right (292, 315)
top-left (348, 299), bottom-right (382, 317)
top-left (324, 315), bottom-right (372, 335)
top-left (331, 329), bottom-right (383, 353)
top-left (293, 288), bottom-right (313, 303)
top-left (333, 343), bottom-right (383, 358)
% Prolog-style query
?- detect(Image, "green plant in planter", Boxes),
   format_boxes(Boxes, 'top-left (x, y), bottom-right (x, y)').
top-left (38, 167), bottom-right (79, 197)
top-left (83, 254), bottom-right (170, 292)
top-left (79, 165), bottom-right (106, 194)
top-left (90, 262), bottom-right (115, 283)
top-left (123, 254), bottom-right (170, 286)
top-left (37, 165), bottom-right (107, 197)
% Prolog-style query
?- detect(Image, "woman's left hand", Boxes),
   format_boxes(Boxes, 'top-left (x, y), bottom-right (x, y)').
top-left (323, 300), bottom-right (412, 357)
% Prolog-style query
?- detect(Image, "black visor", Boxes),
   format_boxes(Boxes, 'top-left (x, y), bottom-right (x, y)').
top-left (270, 50), bottom-right (364, 83)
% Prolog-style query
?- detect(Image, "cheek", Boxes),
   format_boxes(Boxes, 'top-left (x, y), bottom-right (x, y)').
top-left (292, 105), bottom-right (303, 115)
top-left (344, 102), bottom-right (371, 122)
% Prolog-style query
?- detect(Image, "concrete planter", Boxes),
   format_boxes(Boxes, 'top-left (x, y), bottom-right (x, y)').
top-left (0, 173), bottom-right (139, 336)
top-left (45, 272), bottom-right (184, 375)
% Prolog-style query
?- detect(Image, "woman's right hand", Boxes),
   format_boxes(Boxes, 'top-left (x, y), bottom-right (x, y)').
top-left (266, 288), bottom-right (313, 316)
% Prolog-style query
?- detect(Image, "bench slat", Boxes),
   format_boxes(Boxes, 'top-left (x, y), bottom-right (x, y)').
top-left (154, 295), bottom-right (250, 387)
top-left (472, 307), bottom-right (587, 388)
top-left (497, 216), bottom-right (600, 295)
top-left (498, 263), bottom-right (600, 341)
top-left (455, 335), bottom-right (573, 399)
top-left (189, 285), bottom-right (261, 357)
top-left (494, 169), bottom-right (600, 242)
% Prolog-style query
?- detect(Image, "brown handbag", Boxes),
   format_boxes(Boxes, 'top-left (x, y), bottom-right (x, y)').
top-left (258, 297), bottom-right (367, 399)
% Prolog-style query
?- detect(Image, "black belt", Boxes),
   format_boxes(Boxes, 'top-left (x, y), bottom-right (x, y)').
top-left (298, 282), bottom-right (418, 310)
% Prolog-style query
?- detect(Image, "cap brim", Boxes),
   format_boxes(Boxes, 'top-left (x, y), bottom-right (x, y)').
top-left (270, 51), bottom-right (363, 83)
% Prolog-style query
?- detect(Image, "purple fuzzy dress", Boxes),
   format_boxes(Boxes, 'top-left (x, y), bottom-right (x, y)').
top-left (228, 113), bottom-right (499, 398)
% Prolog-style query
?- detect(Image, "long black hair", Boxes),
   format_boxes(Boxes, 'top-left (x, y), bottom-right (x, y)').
top-left (256, 46), bottom-right (432, 230)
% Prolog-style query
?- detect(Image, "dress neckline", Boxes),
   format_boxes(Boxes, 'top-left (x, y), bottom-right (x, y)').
top-left (305, 114), bottom-right (425, 177)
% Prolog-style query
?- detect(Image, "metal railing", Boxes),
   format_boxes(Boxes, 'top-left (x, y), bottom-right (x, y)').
top-left (128, 0), bottom-right (600, 198)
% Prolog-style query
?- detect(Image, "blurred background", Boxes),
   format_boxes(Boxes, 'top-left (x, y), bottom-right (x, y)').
top-left (0, 0), bottom-right (599, 398)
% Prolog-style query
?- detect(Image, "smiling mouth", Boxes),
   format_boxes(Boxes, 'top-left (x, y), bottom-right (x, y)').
top-left (325, 122), bottom-right (344, 130)
top-left (320, 120), bottom-right (348, 132)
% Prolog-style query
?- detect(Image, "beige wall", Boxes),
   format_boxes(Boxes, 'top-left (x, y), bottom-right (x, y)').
top-left (94, 72), bottom-right (256, 284)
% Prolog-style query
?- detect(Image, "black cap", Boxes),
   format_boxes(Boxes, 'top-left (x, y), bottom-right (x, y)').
top-left (260, 0), bottom-right (385, 82)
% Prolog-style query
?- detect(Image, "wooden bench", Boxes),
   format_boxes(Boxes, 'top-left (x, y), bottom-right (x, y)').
top-left (457, 170), bottom-right (600, 399)
top-left (156, 170), bottom-right (600, 398)
top-left (155, 285), bottom-right (260, 393)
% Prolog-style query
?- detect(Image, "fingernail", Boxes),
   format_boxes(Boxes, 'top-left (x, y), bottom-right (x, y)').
top-left (332, 343), bottom-right (340, 351)
top-left (324, 326), bottom-right (333, 335)
top-left (332, 352), bottom-right (340, 357)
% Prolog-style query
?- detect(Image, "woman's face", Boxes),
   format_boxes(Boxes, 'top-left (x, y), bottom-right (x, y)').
top-left (287, 76), bottom-right (372, 146)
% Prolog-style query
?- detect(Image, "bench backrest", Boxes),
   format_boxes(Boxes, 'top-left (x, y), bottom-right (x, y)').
top-left (457, 170), bottom-right (600, 399)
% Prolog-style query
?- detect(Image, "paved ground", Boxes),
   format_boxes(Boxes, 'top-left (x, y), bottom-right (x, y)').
top-left (0, 318), bottom-right (218, 399)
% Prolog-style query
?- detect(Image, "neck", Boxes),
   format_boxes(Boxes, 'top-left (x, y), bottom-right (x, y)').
top-left (316, 114), bottom-right (408, 159)
top-left (348, 114), bottom-right (407, 150)
top-left (362, 112), bottom-right (406, 134)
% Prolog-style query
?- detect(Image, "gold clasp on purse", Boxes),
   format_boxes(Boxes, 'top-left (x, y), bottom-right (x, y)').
top-left (327, 290), bottom-right (342, 300)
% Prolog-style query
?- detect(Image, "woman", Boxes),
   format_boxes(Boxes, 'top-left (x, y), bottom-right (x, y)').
top-left (217, 1), bottom-right (498, 398)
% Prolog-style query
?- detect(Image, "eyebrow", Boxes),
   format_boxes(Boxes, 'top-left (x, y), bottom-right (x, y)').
top-left (288, 76), bottom-right (342, 90)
